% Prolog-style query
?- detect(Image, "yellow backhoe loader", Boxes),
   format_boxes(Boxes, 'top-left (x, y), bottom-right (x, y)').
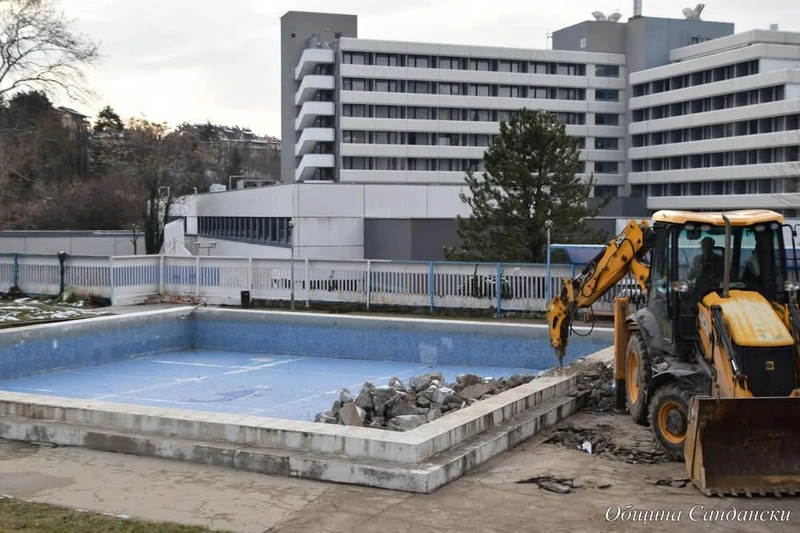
top-left (547, 209), bottom-right (800, 496)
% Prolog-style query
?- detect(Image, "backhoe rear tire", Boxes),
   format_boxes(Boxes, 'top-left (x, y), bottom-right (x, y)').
top-left (648, 382), bottom-right (694, 461)
top-left (625, 331), bottom-right (652, 425)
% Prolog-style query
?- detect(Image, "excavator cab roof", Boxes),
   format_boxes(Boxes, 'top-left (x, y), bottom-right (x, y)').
top-left (652, 209), bottom-right (783, 227)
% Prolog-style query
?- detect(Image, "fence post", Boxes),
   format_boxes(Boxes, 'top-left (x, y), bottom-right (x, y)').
top-left (12, 254), bottom-right (19, 287)
top-left (195, 256), bottom-right (200, 296)
top-left (304, 258), bottom-right (310, 308)
top-left (366, 259), bottom-right (372, 310)
top-left (159, 255), bottom-right (165, 295)
top-left (109, 256), bottom-right (115, 306)
top-left (248, 257), bottom-right (253, 290)
top-left (496, 262), bottom-right (502, 319)
top-left (428, 262), bottom-right (435, 315)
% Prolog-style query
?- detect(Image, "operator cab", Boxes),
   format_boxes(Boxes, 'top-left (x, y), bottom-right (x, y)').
top-left (645, 211), bottom-right (795, 357)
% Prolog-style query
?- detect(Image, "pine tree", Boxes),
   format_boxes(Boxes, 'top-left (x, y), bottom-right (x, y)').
top-left (444, 108), bottom-right (608, 263)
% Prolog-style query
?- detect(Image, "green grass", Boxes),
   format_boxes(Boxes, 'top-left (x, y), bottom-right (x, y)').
top-left (0, 497), bottom-right (227, 533)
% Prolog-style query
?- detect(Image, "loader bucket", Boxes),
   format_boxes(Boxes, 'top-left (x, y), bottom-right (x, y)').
top-left (685, 396), bottom-right (800, 497)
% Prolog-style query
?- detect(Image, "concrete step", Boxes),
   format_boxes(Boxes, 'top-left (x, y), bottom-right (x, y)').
top-left (0, 391), bottom-right (584, 493)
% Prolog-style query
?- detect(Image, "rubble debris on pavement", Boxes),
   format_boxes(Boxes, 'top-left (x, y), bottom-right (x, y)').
top-left (544, 424), bottom-right (672, 464)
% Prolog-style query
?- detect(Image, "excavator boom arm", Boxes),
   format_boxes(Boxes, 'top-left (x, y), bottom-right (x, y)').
top-left (547, 220), bottom-right (652, 359)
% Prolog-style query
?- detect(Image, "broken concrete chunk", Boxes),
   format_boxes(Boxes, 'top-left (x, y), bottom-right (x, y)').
top-left (433, 386), bottom-right (456, 404)
top-left (456, 373), bottom-right (483, 387)
top-left (339, 388), bottom-right (353, 404)
top-left (539, 481), bottom-right (572, 494)
top-left (387, 377), bottom-right (405, 391)
top-left (426, 408), bottom-right (442, 422)
top-left (314, 412), bottom-right (337, 424)
top-left (408, 373), bottom-right (444, 392)
top-left (355, 382), bottom-right (375, 411)
top-left (386, 414), bottom-right (428, 431)
top-left (339, 402), bottom-right (366, 426)
top-left (459, 383), bottom-right (495, 400)
top-left (384, 392), bottom-right (425, 418)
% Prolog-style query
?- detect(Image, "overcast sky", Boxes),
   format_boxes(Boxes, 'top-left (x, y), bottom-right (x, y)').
top-left (58, 0), bottom-right (799, 137)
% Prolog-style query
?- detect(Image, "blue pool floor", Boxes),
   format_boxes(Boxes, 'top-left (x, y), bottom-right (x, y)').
top-left (0, 350), bottom-right (541, 421)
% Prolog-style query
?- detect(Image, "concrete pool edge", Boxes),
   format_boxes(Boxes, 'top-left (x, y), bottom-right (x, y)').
top-left (0, 370), bottom-right (576, 464)
top-left (0, 345), bottom-right (614, 493)
top-left (0, 305), bottom-right (614, 492)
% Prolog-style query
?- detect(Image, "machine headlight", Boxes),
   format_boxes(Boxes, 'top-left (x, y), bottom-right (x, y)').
top-left (784, 280), bottom-right (800, 292)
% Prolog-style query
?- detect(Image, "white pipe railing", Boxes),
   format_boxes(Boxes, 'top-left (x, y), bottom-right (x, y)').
top-left (0, 253), bottom-right (640, 314)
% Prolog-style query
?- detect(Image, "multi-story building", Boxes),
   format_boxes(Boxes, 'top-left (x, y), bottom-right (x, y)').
top-left (171, 6), bottom-right (800, 261)
top-left (627, 30), bottom-right (800, 214)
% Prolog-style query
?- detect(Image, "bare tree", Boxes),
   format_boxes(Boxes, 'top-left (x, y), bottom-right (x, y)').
top-left (123, 118), bottom-right (206, 253)
top-left (0, 0), bottom-right (100, 101)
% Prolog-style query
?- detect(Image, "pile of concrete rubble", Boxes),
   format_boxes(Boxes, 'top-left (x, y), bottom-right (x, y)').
top-left (314, 372), bottom-right (536, 431)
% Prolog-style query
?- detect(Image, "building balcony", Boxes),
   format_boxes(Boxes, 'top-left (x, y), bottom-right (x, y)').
top-left (295, 128), bottom-right (335, 156)
top-left (294, 48), bottom-right (335, 81)
top-left (294, 75), bottom-right (335, 106)
top-left (295, 101), bottom-right (335, 131)
top-left (295, 153), bottom-right (335, 181)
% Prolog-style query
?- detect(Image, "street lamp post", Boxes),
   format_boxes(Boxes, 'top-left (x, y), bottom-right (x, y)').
top-left (545, 220), bottom-right (553, 304)
top-left (288, 220), bottom-right (295, 311)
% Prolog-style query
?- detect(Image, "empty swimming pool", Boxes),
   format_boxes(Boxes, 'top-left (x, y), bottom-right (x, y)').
top-left (0, 307), bottom-right (612, 421)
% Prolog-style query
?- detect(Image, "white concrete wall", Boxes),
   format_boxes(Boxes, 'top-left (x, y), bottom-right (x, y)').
top-left (170, 182), bottom-right (473, 260)
top-left (161, 221), bottom-right (192, 256)
top-left (0, 234), bottom-right (146, 256)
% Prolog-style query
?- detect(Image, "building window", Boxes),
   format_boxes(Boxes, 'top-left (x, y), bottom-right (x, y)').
top-left (342, 78), bottom-right (367, 91)
top-left (197, 217), bottom-right (291, 246)
top-left (408, 55), bottom-right (431, 68)
top-left (470, 84), bottom-right (491, 97)
top-left (499, 60), bottom-right (523, 73)
top-left (439, 82), bottom-right (462, 95)
top-left (469, 58), bottom-right (493, 71)
top-left (342, 52), bottom-right (366, 65)
top-left (439, 57), bottom-right (462, 70)
top-left (594, 185), bottom-right (618, 198)
top-left (408, 80), bottom-right (433, 94)
top-left (375, 105), bottom-right (402, 118)
top-left (595, 113), bottom-right (619, 126)
top-left (342, 130), bottom-right (367, 143)
top-left (375, 53), bottom-right (400, 66)
top-left (594, 137), bottom-right (619, 150)
top-left (558, 88), bottom-right (585, 100)
top-left (595, 89), bottom-right (619, 101)
top-left (595, 64), bottom-right (620, 77)
top-left (595, 161), bottom-right (619, 174)
top-left (343, 104), bottom-right (369, 117)
top-left (374, 79), bottom-right (402, 92)
top-left (557, 63), bottom-right (585, 76)
top-left (343, 157), bottom-right (369, 170)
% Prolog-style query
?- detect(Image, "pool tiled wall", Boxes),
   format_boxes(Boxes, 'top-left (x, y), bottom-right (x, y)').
top-left (192, 310), bottom-right (612, 370)
top-left (0, 309), bottom-right (193, 380)
top-left (0, 307), bottom-right (613, 381)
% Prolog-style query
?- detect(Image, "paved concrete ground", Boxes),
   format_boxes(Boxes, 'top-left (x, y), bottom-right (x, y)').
top-left (1, 410), bottom-right (797, 533)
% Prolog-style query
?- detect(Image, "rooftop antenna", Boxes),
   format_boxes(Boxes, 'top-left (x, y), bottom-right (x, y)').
top-left (608, 11), bottom-right (622, 22)
top-left (592, 11), bottom-right (607, 21)
top-left (683, 3), bottom-right (705, 19)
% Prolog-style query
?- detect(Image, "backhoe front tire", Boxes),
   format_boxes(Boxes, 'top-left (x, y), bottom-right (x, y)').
top-left (648, 382), bottom-right (694, 461)
top-left (625, 331), bottom-right (652, 425)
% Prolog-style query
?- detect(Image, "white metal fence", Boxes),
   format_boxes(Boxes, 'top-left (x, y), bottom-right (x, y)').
top-left (0, 253), bottom-right (637, 314)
